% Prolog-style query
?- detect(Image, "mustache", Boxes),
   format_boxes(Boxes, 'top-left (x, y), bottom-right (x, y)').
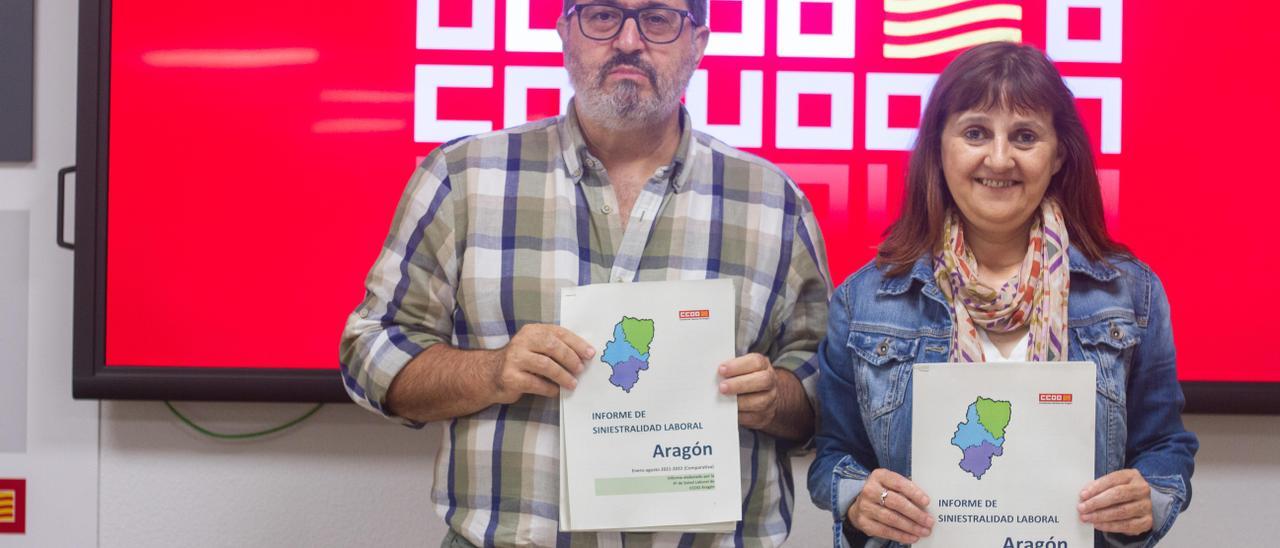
top-left (598, 53), bottom-right (658, 88)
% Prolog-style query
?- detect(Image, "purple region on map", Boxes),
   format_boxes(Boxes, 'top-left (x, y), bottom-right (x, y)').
top-left (607, 356), bottom-right (649, 393)
top-left (958, 440), bottom-right (1004, 479)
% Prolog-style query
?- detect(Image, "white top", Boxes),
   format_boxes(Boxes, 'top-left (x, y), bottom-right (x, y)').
top-left (977, 328), bottom-right (1030, 362)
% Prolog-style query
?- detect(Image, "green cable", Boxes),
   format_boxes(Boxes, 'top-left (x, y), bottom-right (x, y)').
top-left (164, 401), bottom-right (325, 440)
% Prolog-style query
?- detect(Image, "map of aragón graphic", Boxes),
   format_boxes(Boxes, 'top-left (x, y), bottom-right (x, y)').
top-left (600, 317), bottom-right (655, 393)
top-left (950, 397), bottom-right (1013, 479)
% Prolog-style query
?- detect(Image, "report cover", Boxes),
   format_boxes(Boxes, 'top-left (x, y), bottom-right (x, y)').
top-left (912, 362), bottom-right (1095, 547)
top-left (558, 279), bottom-right (742, 532)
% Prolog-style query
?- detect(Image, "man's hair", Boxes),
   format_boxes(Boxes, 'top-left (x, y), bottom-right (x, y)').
top-left (876, 41), bottom-right (1129, 276)
top-left (561, 0), bottom-right (707, 26)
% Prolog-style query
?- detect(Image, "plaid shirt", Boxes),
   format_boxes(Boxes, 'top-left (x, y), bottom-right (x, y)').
top-left (340, 105), bottom-right (831, 548)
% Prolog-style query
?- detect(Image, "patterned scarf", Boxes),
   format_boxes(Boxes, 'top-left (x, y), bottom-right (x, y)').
top-left (933, 199), bottom-right (1070, 362)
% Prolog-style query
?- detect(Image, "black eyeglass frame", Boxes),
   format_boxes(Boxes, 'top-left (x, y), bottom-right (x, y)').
top-left (566, 3), bottom-right (700, 45)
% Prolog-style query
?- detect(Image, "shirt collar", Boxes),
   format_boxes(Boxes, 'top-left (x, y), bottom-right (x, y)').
top-left (557, 98), bottom-right (695, 191)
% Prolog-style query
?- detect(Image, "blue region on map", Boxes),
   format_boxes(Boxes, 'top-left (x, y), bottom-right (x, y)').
top-left (602, 324), bottom-right (647, 365)
top-left (951, 405), bottom-right (999, 448)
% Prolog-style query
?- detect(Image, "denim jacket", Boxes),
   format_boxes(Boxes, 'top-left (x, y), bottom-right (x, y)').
top-left (807, 248), bottom-right (1198, 547)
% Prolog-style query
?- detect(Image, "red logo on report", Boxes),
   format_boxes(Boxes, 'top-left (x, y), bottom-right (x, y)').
top-left (679, 310), bottom-right (711, 320)
top-left (0, 478), bottom-right (25, 534)
top-left (1039, 393), bottom-right (1073, 404)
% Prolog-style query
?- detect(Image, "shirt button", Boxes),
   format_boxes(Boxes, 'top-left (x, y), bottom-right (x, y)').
top-left (877, 340), bottom-right (890, 356)
top-left (601, 204), bottom-right (613, 214)
top-left (358, 309), bottom-right (369, 319)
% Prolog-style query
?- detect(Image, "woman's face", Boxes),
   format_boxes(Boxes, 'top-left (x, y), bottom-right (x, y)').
top-left (941, 106), bottom-right (1064, 236)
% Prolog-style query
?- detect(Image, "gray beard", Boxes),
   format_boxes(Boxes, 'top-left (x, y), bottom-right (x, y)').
top-left (567, 53), bottom-right (697, 131)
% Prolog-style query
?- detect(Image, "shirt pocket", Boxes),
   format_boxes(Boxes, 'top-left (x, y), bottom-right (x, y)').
top-left (1075, 318), bottom-right (1140, 406)
top-left (847, 330), bottom-right (918, 419)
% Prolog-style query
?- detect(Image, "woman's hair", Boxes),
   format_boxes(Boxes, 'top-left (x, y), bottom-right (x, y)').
top-left (562, 0), bottom-right (708, 26)
top-left (877, 41), bottom-right (1127, 276)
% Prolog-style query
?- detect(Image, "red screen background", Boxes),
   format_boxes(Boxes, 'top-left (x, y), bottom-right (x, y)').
top-left (106, 1), bottom-right (1280, 382)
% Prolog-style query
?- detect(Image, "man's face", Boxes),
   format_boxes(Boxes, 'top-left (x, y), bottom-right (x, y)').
top-left (558, 1), bottom-right (709, 130)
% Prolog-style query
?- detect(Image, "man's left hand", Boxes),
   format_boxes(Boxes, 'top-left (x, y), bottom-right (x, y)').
top-left (719, 353), bottom-right (779, 431)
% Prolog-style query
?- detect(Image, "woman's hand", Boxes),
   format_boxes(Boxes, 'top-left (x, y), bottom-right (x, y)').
top-left (847, 468), bottom-right (934, 544)
top-left (1079, 469), bottom-right (1153, 535)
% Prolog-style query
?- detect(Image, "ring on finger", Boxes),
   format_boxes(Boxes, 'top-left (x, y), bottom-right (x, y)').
top-left (879, 490), bottom-right (889, 506)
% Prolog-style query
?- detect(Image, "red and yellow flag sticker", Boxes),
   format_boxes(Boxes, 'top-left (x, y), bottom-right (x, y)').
top-left (0, 479), bottom-right (25, 534)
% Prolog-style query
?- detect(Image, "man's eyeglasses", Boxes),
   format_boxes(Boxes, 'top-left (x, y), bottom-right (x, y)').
top-left (567, 4), bottom-right (698, 45)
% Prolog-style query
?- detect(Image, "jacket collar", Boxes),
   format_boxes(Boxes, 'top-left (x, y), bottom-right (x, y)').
top-left (877, 245), bottom-right (1121, 296)
top-left (1066, 246), bottom-right (1121, 281)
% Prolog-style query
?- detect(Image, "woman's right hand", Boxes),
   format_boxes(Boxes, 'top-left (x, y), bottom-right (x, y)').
top-left (847, 468), bottom-right (935, 544)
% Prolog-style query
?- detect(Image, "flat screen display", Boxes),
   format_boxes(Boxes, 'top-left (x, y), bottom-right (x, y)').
top-left (81, 0), bottom-right (1280, 407)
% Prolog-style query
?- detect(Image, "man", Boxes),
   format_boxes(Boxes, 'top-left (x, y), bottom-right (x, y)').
top-left (340, 1), bottom-right (830, 545)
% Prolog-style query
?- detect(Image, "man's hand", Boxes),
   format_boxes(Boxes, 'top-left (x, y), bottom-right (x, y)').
top-left (718, 353), bottom-right (780, 431)
top-left (1079, 469), bottom-right (1153, 535)
top-left (491, 324), bottom-right (596, 404)
top-left (847, 469), bottom-right (934, 545)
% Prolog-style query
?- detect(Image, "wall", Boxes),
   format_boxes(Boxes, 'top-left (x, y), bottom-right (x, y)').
top-left (1170, 415), bottom-right (1280, 546)
top-left (99, 402), bottom-right (438, 547)
top-left (0, 1), bottom-right (1277, 546)
top-left (0, 0), bottom-right (98, 545)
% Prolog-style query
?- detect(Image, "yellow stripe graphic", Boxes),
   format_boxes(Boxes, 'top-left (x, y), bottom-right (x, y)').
top-left (1, 489), bottom-right (15, 522)
top-left (884, 4), bottom-right (1022, 36)
top-left (884, 27), bottom-right (1022, 58)
top-left (885, 0), bottom-right (984, 15)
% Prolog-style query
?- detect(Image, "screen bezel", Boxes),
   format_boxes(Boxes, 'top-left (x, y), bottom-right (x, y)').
top-left (72, 0), bottom-right (346, 402)
top-left (70, 0), bottom-right (1278, 411)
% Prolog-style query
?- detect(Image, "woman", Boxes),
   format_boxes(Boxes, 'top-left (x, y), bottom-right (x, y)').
top-left (807, 42), bottom-right (1198, 547)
